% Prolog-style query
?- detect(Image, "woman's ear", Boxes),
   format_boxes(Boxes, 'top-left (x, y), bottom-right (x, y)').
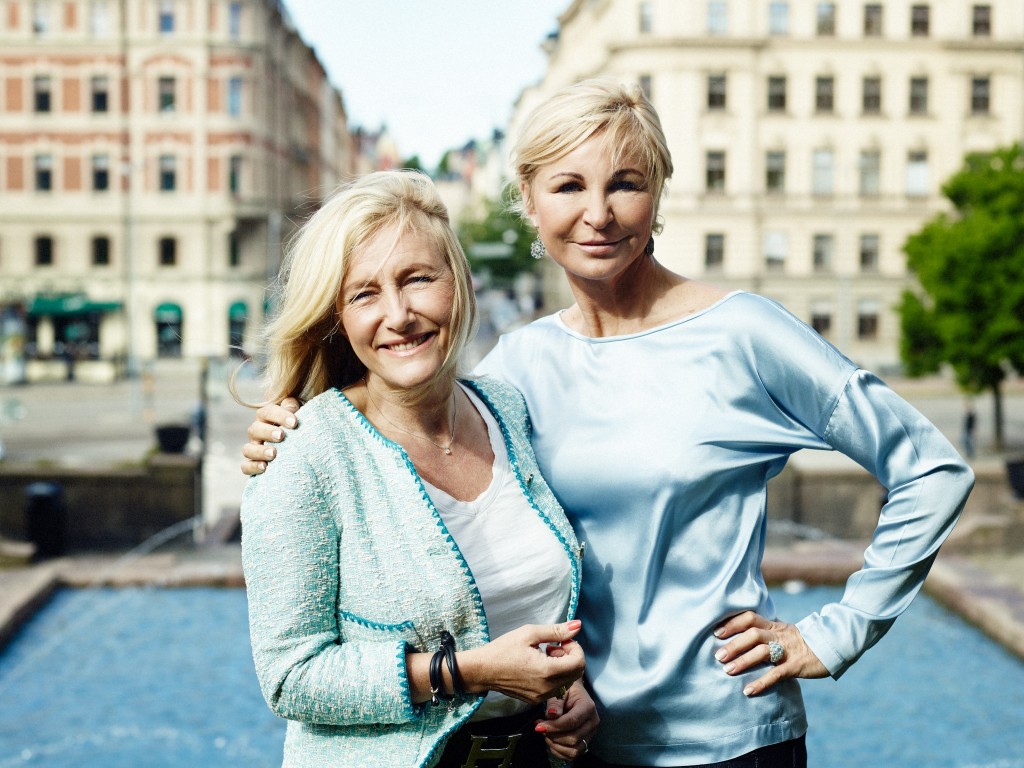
top-left (519, 181), bottom-right (537, 226)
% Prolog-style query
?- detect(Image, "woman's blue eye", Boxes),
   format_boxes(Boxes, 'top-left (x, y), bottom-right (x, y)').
top-left (612, 180), bottom-right (641, 191)
top-left (556, 182), bottom-right (582, 193)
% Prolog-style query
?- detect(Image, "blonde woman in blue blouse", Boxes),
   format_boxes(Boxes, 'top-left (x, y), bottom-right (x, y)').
top-left (243, 81), bottom-right (973, 767)
top-left (239, 170), bottom-right (597, 767)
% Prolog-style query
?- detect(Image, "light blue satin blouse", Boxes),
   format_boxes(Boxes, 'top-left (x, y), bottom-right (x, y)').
top-left (475, 291), bottom-right (973, 766)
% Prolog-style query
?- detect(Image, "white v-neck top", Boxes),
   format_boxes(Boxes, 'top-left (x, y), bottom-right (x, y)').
top-left (423, 384), bottom-right (572, 719)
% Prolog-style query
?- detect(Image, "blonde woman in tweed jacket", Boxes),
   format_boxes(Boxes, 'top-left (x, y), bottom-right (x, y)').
top-left (239, 171), bottom-right (597, 768)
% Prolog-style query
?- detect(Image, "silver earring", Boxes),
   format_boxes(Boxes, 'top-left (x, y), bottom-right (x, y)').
top-left (530, 238), bottom-right (547, 259)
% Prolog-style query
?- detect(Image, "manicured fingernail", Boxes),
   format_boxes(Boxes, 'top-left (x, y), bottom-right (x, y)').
top-left (724, 663), bottom-right (735, 674)
top-left (547, 708), bottom-right (558, 717)
top-left (272, 429), bottom-right (283, 440)
top-left (264, 447), bottom-right (275, 459)
top-left (566, 620), bottom-right (582, 631)
top-left (715, 649), bottom-right (728, 661)
top-left (743, 686), bottom-right (755, 696)
top-left (713, 628), bottom-right (724, 638)
top-left (286, 417), bottom-right (297, 427)
top-left (535, 724), bottom-right (547, 733)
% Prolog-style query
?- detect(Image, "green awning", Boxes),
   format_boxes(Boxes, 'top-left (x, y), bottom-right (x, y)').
top-left (154, 302), bottom-right (183, 322)
top-left (28, 293), bottom-right (123, 317)
top-left (229, 301), bottom-right (248, 320)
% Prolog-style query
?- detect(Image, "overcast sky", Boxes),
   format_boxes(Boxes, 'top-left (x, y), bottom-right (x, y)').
top-left (282, 1), bottom-right (567, 168)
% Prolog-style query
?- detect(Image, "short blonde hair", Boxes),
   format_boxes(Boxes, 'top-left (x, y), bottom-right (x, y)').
top-left (258, 170), bottom-right (476, 404)
top-left (511, 79), bottom-right (674, 232)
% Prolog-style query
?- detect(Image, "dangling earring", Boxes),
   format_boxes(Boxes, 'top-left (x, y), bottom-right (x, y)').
top-left (530, 238), bottom-right (547, 260)
top-left (644, 238), bottom-right (655, 257)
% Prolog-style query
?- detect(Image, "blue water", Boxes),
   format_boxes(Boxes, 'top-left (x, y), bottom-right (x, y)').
top-left (0, 585), bottom-right (1022, 767)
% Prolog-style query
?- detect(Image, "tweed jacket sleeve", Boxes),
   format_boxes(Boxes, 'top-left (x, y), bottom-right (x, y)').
top-left (241, 430), bottom-right (418, 727)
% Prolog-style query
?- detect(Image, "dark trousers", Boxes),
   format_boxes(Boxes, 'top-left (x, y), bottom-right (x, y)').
top-left (434, 706), bottom-right (551, 768)
top-left (577, 734), bottom-right (807, 768)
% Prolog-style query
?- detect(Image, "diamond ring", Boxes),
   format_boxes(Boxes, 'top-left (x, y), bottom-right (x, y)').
top-left (767, 641), bottom-right (784, 664)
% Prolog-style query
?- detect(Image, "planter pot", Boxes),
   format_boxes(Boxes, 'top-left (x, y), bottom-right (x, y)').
top-left (1006, 459), bottom-right (1024, 501)
top-left (155, 424), bottom-right (191, 454)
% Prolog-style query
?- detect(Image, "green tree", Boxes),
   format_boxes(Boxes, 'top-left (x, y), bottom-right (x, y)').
top-left (401, 155), bottom-right (423, 172)
top-left (457, 196), bottom-right (538, 288)
top-left (899, 144), bottom-right (1024, 449)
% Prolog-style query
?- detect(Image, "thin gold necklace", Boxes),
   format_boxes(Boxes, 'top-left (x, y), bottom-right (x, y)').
top-left (365, 384), bottom-right (458, 456)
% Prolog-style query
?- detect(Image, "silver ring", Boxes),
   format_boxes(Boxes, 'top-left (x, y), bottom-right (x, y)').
top-left (581, 737), bottom-right (589, 754)
top-left (768, 640), bottom-right (784, 664)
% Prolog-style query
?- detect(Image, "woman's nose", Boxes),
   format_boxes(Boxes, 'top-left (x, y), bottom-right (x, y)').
top-left (582, 192), bottom-right (613, 229)
top-left (382, 289), bottom-right (414, 327)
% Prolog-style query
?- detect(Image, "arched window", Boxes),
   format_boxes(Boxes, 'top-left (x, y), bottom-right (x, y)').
top-left (228, 301), bottom-right (247, 356)
top-left (154, 302), bottom-right (182, 357)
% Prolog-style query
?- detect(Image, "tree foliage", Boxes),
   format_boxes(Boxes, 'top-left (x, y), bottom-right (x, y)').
top-left (899, 144), bottom-right (1024, 447)
top-left (457, 196), bottom-right (538, 287)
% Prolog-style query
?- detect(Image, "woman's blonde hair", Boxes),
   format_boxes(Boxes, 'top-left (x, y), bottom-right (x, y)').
top-left (255, 170), bottom-right (476, 405)
top-left (511, 79), bottom-right (674, 233)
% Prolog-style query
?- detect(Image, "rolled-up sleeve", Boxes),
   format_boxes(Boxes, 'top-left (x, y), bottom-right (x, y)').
top-left (796, 370), bottom-right (975, 678)
top-left (241, 456), bottom-right (418, 726)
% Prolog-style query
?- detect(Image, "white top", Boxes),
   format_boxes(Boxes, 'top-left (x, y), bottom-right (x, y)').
top-left (423, 384), bottom-right (572, 719)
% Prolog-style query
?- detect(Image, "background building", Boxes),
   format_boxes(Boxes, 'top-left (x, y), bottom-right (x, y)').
top-left (0, 0), bottom-right (354, 382)
top-left (514, 0), bottom-right (1024, 372)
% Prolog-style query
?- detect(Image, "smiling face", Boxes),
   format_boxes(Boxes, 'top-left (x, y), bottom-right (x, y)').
top-left (338, 224), bottom-right (456, 396)
top-left (523, 134), bottom-right (656, 286)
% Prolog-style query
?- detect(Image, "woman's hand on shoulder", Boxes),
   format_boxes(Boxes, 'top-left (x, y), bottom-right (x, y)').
top-left (713, 611), bottom-right (828, 696)
top-left (459, 621), bottom-right (586, 705)
top-left (240, 398), bottom-right (302, 476)
top-left (537, 678), bottom-right (599, 763)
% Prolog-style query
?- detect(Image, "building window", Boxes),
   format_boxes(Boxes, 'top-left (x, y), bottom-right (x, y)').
top-left (862, 77), bottom-right (881, 114)
top-left (857, 299), bottom-right (880, 340)
top-left (860, 233), bottom-right (880, 271)
top-left (705, 151), bottom-right (726, 192)
top-left (816, 3), bottom-right (836, 35)
top-left (228, 1), bottom-right (242, 39)
top-left (764, 231), bottom-right (787, 272)
top-left (35, 236), bottom-right (54, 266)
top-left (91, 76), bottom-right (109, 112)
top-left (812, 234), bottom-right (834, 272)
top-left (707, 74), bottom-right (727, 110)
top-left (92, 154), bottom-right (110, 191)
top-left (810, 300), bottom-right (832, 336)
top-left (767, 76), bottom-right (787, 112)
top-left (707, 1), bottom-right (727, 35)
top-left (35, 154), bottom-right (53, 191)
top-left (90, 0), bottom-right (110, 36)
top-left (859, 149), bottom-right (881, 196)
top-left (906, 150), bottom-right (929, 197)
top-left (638, 0), bottom-right (653, 33)
top-left (766, 151), bottom-right (786, 193)
top-left (158, 236), bottom-right (177, 266)
top-left (911, 5), bottom-right (929, 36)
top-left (815, 76), bottom-right (834, 113)
top-left (159, 0), bottom-right (175, 33)
top-left (638, 74), bottom-right (652, 100)
top-left (228, 231), bottom-right (241, 267)
top-left (971, 76), bottom-right (990, 115)
top-left (159, 77), bottom-right (176, 112)
top-left (229, 302), bottom-right (247, 354)
top-left (909, 76), bottom-right (929, 114)
top-left (864, 4), bottom-right (883, 35)
top-left (34, 76), bottom-right (52, 113)
top-left (155, 303), bottom-right (183, 357)
top-left (32, 1), bottom-right (50, 35)
top-left (769, 1), bottom-right (789, 35)
top-left (812, 149), bottom-right (834, 196)
top-left (972, 5), bottom-right (991, 36)
top-left (228, 155), bottom-right (243, 194)
top-left (92, 235), bottom-right (111, 266)
top-left (228, 76), bottom-right (243, 117)
top-left (159, 155), bottom-right (176, 191)
top-left (705, 233), bottom-right (725, 270)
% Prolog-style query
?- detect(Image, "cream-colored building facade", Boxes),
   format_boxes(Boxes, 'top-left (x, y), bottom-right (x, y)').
top-left (0, 0), bottom-right (353, 382)
top-left (515, 0), bottom-right (1024, 372)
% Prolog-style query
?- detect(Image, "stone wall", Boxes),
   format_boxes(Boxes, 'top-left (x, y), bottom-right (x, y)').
top-left (0, 454), bottom-right (199, 553)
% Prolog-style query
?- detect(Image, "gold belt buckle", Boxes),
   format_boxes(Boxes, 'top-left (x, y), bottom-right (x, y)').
top-left (460, 733), bottom-right (521, 768)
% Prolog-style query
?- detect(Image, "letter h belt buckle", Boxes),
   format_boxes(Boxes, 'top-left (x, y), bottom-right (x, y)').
top-left (460, 733), bottom-right (520, 768)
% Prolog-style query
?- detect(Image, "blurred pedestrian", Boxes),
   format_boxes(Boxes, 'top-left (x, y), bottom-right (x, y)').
top-left (961, 400), bottom-right (977, 458)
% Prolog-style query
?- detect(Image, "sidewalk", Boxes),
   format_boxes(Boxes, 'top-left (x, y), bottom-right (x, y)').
top-left (3, 541), bottom-right (1023, 663)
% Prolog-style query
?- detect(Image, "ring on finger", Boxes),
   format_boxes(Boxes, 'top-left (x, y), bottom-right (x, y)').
top-left (767, 640), bottom-right (784, 665)
top-left (580, 737), bottom-right (589, 754)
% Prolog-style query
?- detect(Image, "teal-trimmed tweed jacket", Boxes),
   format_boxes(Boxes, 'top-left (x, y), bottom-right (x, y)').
top-left (241, 377), bottom-right (582, 768)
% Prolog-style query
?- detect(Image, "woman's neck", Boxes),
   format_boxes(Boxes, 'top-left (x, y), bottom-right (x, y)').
top-left (362, 376), bottom-right (457, 438)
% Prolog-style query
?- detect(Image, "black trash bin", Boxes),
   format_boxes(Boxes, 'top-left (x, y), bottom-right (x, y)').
top-left (24, 482), bottom-right (67, 559)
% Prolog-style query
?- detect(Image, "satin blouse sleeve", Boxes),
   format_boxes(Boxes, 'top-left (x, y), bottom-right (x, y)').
top-left (240, 445), bottom-right (417, 726)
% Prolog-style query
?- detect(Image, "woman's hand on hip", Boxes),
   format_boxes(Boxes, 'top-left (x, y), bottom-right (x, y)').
top-left (240, 398), bottom-right (301, 476)
top-left (460, 621), bottom-right (586, 704)
top-left (537, 678), bottom-right (599, 762)
top-left (713, 611), bottom-right (828, 696)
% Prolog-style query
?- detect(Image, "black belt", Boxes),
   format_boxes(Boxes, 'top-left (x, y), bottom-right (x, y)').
top-left (434, 705), bottom-right (551, 768)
